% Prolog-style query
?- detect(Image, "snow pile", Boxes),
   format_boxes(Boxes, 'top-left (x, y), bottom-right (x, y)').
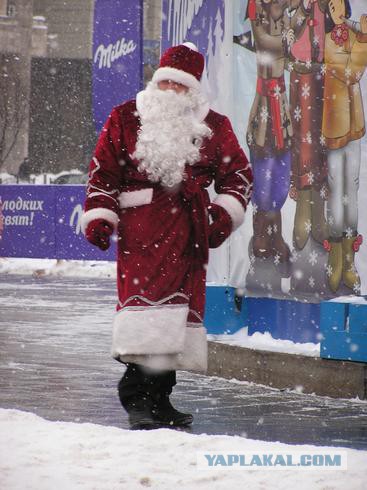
top-left (0, 408), bottom-right (365, 490)
top-left (209, 328), bottom-right (320, 357)
top-left (0, 258), bottom-right (116, 278)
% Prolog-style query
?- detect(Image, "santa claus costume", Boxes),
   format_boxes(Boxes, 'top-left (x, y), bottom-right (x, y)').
top-left (82, 42), bottom-right (252, 429)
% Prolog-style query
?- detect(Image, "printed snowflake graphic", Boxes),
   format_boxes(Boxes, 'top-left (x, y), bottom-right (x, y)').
top-left (302, 83), bottom-right (311, 99)
top-left (305, 59), bottom-right (312, 70)
top-left (249, 253), bottom-right (256, 264)
top-left (320, 64), bottom-right (327, 76)
top-left (308, 276), bottom-right (315, 288)
top-left (273, 84), bottom-right (282, 99)
top-left (308, 250), bottom-right (318, 266)
top-left (290, 250), bottom-right (299, 263)
top-left (267, 225), bottom-right (273, 236)
top-left (327, 215), bottom-right (335, 226)
top-left (273, 223), bottom-right (278, 233)
top-left (313, 35), bottom-right (319, 46)
top-left (304, 220), bottom-right (312, 233)
top-left (353, 282), bottom-right (361, 294)
top-left (356, 71), bottom-right (363, 81)
top-left (294, 106), bottom-right (302, 122)
top-left (274, 254), bottom-right (281, 266)
top-left (248, 265), bottom-right (255, 276)
top-left (320, 134), bottom-right (326, 146)
top-left (303, 132), bottom-right (312, 145)
top-left (307, 171), bottom-right (314, 185)
top-left (345, 67), bottom-right (352, 78)
top-left (342, 194), bottom-right (349, 205)
top-left (252, 203), bottom-right (258, 215)
top-left (247, 132), bottom-right (254, 145)
top-left (345, 227), bottom-right (354, 239)
top-left (326, 265), bottom-right (333, 277)
top-left (288, 62), bottom-right (294, 72)
top-left (260, 106), bottom-right (269, 122)
top-left (320, 186), bottom-right (327, 200)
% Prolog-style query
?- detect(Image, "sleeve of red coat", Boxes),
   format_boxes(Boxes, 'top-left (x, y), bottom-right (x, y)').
top-left (212, 115), bottom-right (253, 230)
top-left (81, 108), bottom-right (125, 234)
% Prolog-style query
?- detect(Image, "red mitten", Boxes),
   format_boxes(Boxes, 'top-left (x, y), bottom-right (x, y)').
top-left (85, 219), bottom-right (114, 251)
top-left (208, 203), bottom-right (233, 248)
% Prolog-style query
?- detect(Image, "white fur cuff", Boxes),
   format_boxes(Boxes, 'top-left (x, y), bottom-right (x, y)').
top-left (81, 208), bottom-right (119, 234)
top-left (152, 66), bottom-right (201, 91)
top-left (111, 304), bottom-right (189, 356)
top-left (213, 194), bottom-right (245, 231)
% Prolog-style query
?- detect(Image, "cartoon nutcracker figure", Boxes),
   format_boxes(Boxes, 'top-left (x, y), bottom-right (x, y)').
top-left (246, 0), bottom-right (311, 262)
top-left (322, 0), bottom-right (367, 293)
top-left (288, 0), bottom-right (329, 249)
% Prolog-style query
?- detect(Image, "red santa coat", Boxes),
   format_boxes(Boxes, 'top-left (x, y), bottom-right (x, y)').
top-left (82, 96), bottom-right (252, 372)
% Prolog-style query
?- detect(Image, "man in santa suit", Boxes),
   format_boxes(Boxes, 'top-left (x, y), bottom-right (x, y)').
top-left (82, 42), bottom-right (253, 430)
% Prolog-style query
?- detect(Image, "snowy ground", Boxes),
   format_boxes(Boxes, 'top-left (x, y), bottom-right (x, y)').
top-left (1, 408), bottom-right (366, 490)
top-left (0, 258), bottom-right (320, 356)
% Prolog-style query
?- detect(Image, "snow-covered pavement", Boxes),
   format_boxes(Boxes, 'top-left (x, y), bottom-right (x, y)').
top-left (0, 267), bottom-right (367, 489)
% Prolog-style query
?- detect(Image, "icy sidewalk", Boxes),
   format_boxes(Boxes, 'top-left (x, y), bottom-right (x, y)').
top-left (0, 274), bottom-right (366, 451)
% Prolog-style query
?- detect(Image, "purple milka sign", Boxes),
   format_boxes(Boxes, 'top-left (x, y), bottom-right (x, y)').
top-left (92, 0), bottom-right (143, 133)
top-left (0, 186), bottom-right (116, 261)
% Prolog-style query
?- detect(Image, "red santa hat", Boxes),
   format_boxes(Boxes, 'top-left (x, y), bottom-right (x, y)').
top-left (152, 42), bottom-right (204, 91)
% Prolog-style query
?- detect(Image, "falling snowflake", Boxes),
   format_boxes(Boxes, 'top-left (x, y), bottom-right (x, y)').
top-left (260, 106), bottom-right (269, 122)
top-left (267, 225), bottom-right (273, 236)
top-left (304, 219), bottom-right (312, 233)
top-left (308, 250), bottom-right (318, 266)
top-left (320, 134), bottom-right (326, 146)
top-left (266, 282), bottom-right (272, 291)
top-left (265, 169), bottom-right (272, 180)
top-left (294, 106), bottom-right (302, 122)
top-left (290, 250), bottom-right (299, 263)
top-left (342, 194), bottom-right (349, 205)
top-left (320, 64), bottom-right (327, 76)
top-left (272, 201), bottom-right (277, 208)
top-left (308, 276), bottom-right (315, 288)
top-left (307, 172), bottom-right (314, 185)
top-left (305, 59), bottom-right (312, 70)
top-left (301, 83), bottom-right (310, 99)
top-left (274, 254), bottom-right (281, 265)
top-left (345, 227), bottom-right (354, 239)
top-left (326, 265), bottom-right (333, 277)
top-left (353, 282), bottom-right (361, 294)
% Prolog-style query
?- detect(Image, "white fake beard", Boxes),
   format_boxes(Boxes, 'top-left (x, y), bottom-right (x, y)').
top-left (134, 82), bottom-right (212, 188)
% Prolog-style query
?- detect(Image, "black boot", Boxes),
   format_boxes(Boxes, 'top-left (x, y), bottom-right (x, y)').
top-left (151, 394), bottom-right (193, 427)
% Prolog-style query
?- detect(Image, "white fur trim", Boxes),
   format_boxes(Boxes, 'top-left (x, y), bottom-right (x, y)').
top-left (213, 194), bottom-right (245, 231)
top-left (81, 207), bottom-right (119, 234)
top-left (117, 325), bottom-right (208, 373)
top-left (111, 305), bottom-right (189, 356)
top-left (118, 188), bottom-right (153, 208)
top-left (182, 42), bottom-right (198, 51)
top-left (152, 66), bottom-right (201, 91)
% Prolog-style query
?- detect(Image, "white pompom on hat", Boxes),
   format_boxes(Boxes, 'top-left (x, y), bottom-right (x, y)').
top-left (152, 42), bottom-right (205, 91)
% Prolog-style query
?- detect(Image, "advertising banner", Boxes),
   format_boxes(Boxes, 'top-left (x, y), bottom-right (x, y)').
top-left (92, 0), bottom-right (143, 133)
top-left (0, 186), bottom-right (116, 261)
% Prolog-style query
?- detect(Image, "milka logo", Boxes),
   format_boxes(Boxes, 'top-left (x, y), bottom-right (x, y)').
top-left (94, 37), bottom-right (137, 69)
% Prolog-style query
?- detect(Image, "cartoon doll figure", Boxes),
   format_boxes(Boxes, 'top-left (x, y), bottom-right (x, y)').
top-left (246, 0), bottom-right (311, 262)
top-left (322, 0), bottom-right (367, 293)
top-left (288, 0), bottom-right (329, 250)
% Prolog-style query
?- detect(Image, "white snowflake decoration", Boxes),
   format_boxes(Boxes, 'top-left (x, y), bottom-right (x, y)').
top-left (303, 131), bottom-right (312, 145)
top-left (294, 106), bottom-right (302, 122)
top-left (320, 186), bottom-right (327, 200)
top-left (273, 84), bottom-right (282, 99)
top-left (265, 169), bottom-right (272, 180)
top-left (320, 134), bottom-right (326, 146)
top-left (308, 276), bottom-right (315, 288)
top-left (353, 282), bottom-right (361, 294)
top-left (288, 62), bottom-right (294, 72)
top-left (345, 227), bottom-right (354, 239)
top-left (342, 194), bottom-right (349, 205)
top-left (308, 250), bottom-right (318, 266)
top-left (320, 64), bottom-right (327, 76)
top-left (304, 219), bottom-right (312, 233)
top-left (260, 106), bottom-right (269, 123)
top-left (252, 203), bottom-right (258, 215)
top-left (296, 15), bottom-right (305, 26)
top-left (267, 225), bottom-right (273, 236)
top-left (345, 67), bottom-right (352, 78)
top-left (307, 171), bottom-right (314, 185)
top-left (274, 254), bottom-right (281, 266)
top-left (305, 59), bottom-right (312, 70)
top-left (326, 265), bottom-right (333, 277)
top-left (301, 83), bottom-right (310, 99)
